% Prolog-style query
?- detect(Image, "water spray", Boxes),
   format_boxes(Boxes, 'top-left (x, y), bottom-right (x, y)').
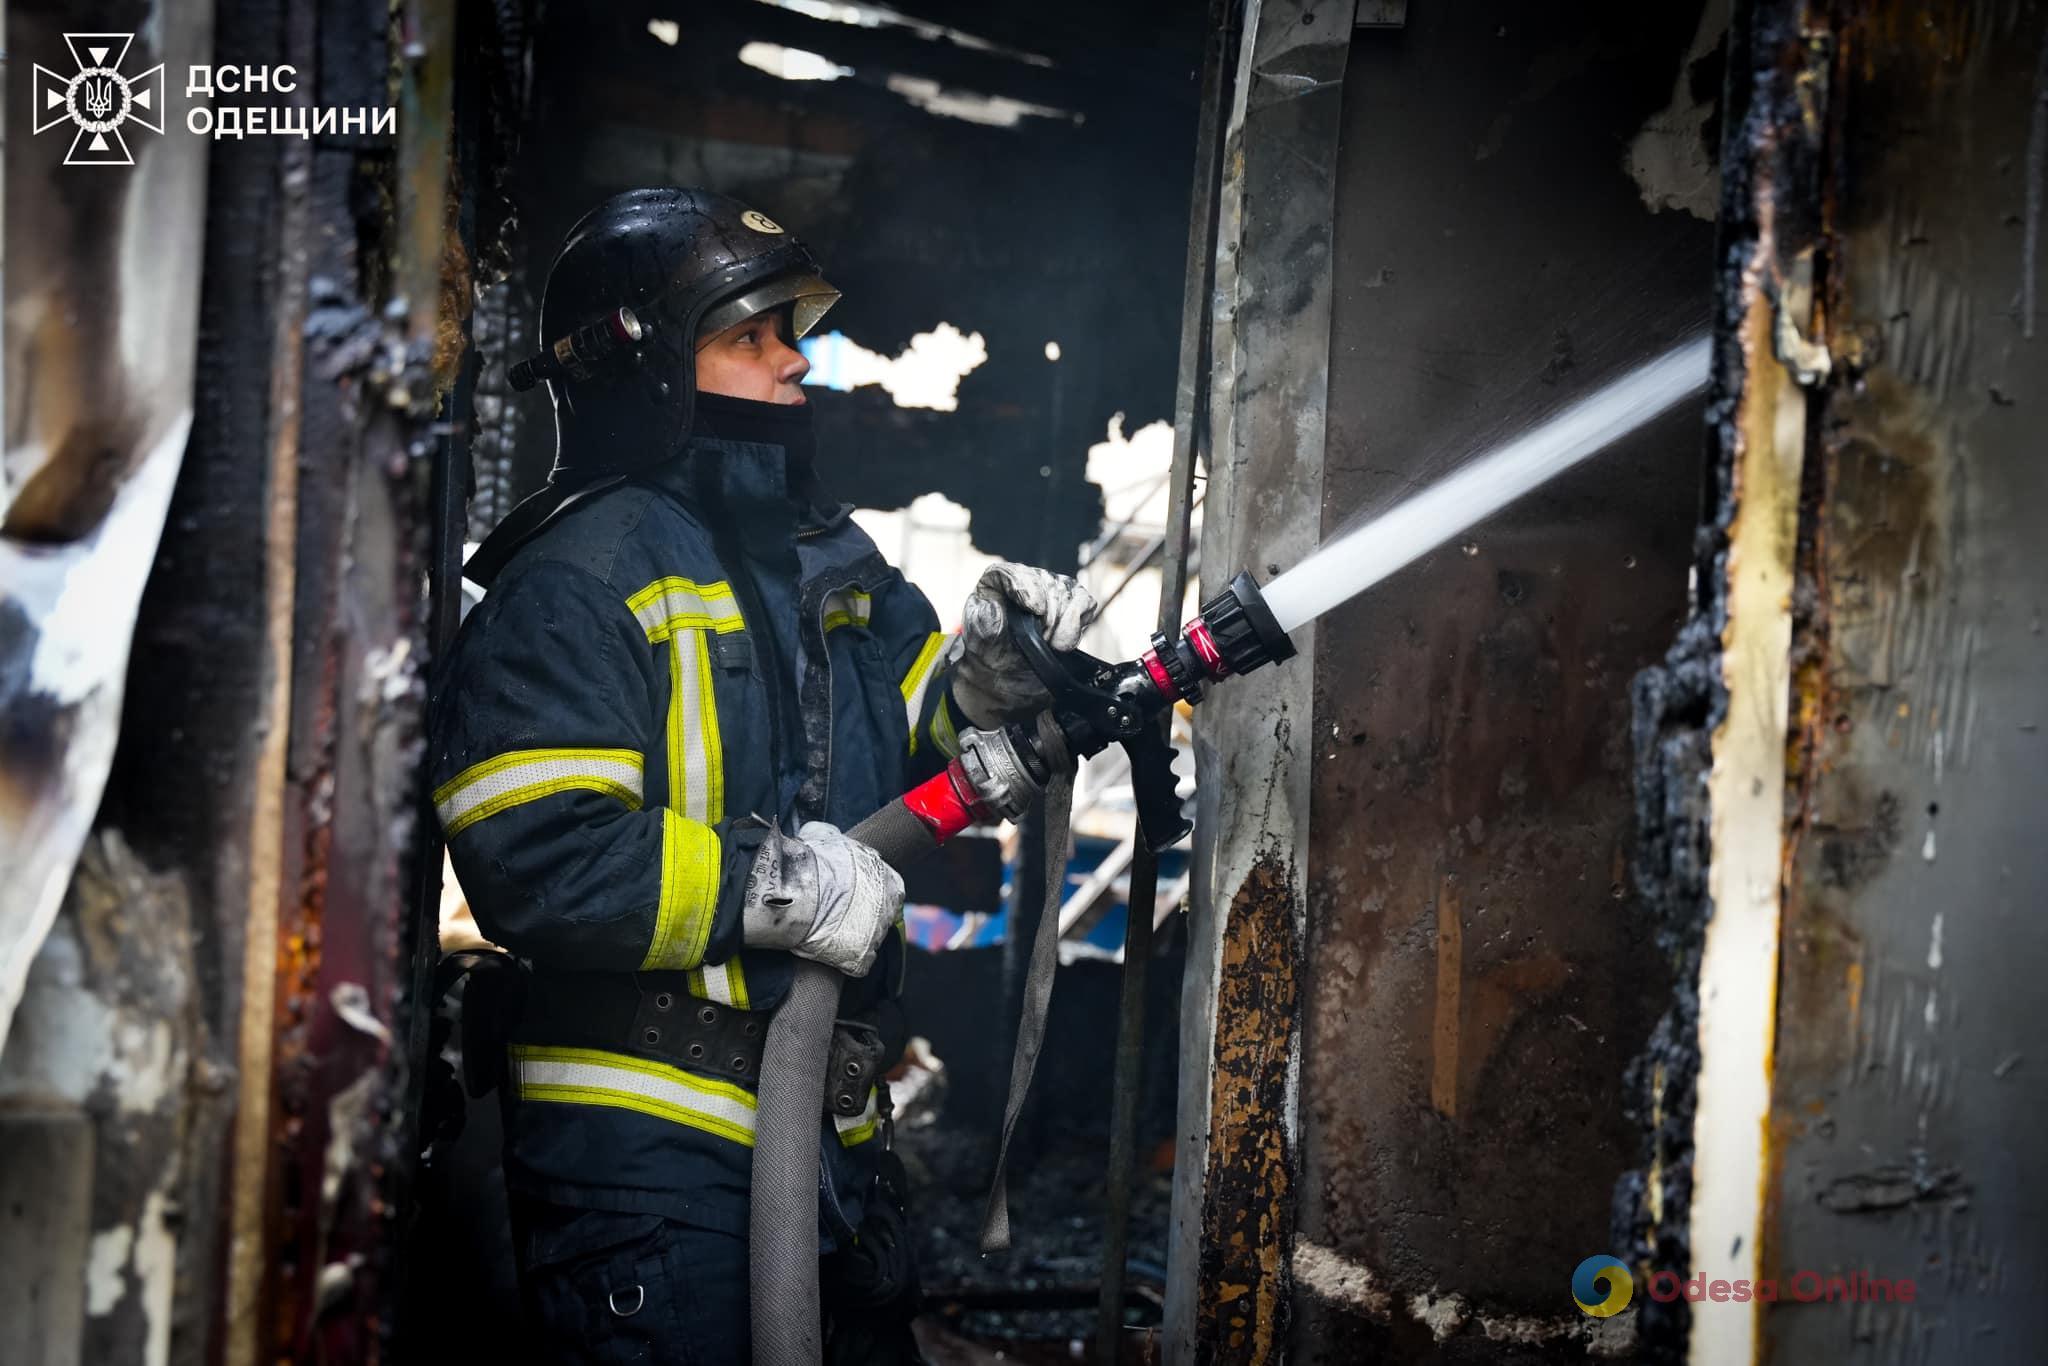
top-left (1261, 333), bottom-right (1713, 635)
top-left (875, 331), bottom-right (1713, 856)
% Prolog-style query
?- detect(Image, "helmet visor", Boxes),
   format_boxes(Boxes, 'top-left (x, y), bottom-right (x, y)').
top-left (695, 272), bottom-right (841, 349)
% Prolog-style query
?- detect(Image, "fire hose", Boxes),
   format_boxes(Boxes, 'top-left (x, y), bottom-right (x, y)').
top-left (750, 571), bottom-right (1298, 1365)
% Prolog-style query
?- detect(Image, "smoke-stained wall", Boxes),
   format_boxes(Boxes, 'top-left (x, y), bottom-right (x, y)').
top-left (1285, 5), bottom-right (1717, 1357)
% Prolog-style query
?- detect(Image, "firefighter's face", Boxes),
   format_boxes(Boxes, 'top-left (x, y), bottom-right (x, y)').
top-left (695, 309), bottom-right (810, 404)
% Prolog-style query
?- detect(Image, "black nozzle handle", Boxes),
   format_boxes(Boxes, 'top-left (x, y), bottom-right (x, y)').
top-left (1124, 723), bottom-right (1192, 853)
top-left (1007, 609), bottom-right (1073, 696)
top-left (1010, 605), bottom-right (1188, 851)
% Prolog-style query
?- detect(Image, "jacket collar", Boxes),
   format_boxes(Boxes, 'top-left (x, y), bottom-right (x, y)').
top-left (640, 398), bottom-right (852, 550)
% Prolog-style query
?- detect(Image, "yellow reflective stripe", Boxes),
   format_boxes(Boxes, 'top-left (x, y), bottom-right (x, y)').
top-left (434, 748), bottom-right (643, 838)
top-left (510, 1045), bottom-right (756, 1147)
top-left (900, 631), bottom-right (948, 757)
top-left (834, 1086), bottom-right (880, 1147)
top-left (822, 589), bottom-right (873, 631)
top-left (642, 809), bottom-right (719, 970)
top-left (931, 690), bottom-right (962, 760)
top-left (628, 577), bottom-right (745, 643)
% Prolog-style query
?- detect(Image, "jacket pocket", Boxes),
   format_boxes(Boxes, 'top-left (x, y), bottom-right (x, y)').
top-left (520, 1212), bottom-right (687, 1364)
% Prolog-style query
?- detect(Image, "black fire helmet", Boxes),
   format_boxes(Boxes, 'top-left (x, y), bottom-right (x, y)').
top-left (527, 187), bottom-right (838, 481)
top-left (469, 188), bottom-right (839, 585)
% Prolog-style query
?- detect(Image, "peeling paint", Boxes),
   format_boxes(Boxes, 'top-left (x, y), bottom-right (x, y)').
top-left (1194, 853), bottom-right (1300, 1362)
top-left (86, 1225), bottom-right (134, 1317)
top-left (1627, 0), bottom-right (1730, 220)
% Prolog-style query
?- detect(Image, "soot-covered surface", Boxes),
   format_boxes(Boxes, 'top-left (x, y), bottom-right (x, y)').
top-left (1294, 4), bottom-right (1719, 1357)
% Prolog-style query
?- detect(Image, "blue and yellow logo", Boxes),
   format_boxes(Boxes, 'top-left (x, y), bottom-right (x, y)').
top-left (1572, 1255), bottom-right (1633, 1317)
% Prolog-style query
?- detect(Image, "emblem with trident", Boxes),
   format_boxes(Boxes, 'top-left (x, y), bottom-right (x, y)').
top-left (31, 33), bottom-right (167, 167)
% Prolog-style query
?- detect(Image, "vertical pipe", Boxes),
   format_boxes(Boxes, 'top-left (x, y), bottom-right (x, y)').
top-left (1093, 3), bottom-right (1236, 1357)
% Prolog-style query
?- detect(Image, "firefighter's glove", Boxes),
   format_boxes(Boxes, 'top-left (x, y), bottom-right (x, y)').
top-left (740, 821), bottom-right (905, 977)
top-left (954, 562), bottom-right (1099, 726)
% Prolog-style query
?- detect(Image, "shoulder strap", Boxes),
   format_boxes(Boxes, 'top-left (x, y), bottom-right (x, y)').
top-left (462, 475), bottom-right (628, 589)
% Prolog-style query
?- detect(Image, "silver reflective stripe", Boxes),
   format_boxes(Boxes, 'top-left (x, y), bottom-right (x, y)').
top-left (668, 628), bottom-right (721, 823)
top-left (628, 576), bottom-right (745, 643)
top-left (688, 960), bottom-right (749, 1008)
top-left (822, 589), bottom-right (872, 631)
top-left (434, 748), bottom-right (643, 838)
top-left (511, 1045), bottom-right (756, 1147)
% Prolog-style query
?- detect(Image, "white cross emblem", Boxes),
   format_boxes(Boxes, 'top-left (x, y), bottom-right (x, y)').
top-left (31, 34), bottom-right (166, 167)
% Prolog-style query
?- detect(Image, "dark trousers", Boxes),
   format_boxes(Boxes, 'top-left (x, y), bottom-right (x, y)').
top-left (510, 1201), bottom-right (751, 1365)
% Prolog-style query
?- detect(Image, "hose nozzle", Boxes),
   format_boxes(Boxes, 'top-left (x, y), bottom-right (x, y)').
top-left (897, 570), bottom-right (1299, 856)
top-left (1139, 570), bottom-right (1297, 706)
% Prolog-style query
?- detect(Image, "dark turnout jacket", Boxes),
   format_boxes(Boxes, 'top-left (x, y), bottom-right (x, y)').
top-left (429, 428), bottom-right (960, 1240)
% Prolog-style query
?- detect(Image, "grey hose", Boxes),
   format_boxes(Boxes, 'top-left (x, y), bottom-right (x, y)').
top-left (750, 798), bottom-right (938, 1366)
top-left (750, 719), bottom-right (1077, 1364)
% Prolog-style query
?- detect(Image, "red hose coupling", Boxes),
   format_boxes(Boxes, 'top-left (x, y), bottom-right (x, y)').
top-left (901, 760), bottom-right (987, 842)
top-left (1140, 648), bottom-right (1180, 701)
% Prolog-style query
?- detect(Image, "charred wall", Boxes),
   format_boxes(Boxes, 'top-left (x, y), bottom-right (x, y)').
top-left (1293, 3), bottom-right (1719, 1357)
top-left (0, 0), bottom-right (459, 1360)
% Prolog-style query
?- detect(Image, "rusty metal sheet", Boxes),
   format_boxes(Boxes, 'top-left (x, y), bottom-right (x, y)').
top-left (1764, 4), bottom-right (2048, 1362)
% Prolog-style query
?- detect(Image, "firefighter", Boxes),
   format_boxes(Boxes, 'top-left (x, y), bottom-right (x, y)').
top-left (428, 187), bottom-right (1094, 1363)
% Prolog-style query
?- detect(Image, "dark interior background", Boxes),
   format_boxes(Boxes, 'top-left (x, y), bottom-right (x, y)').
top-left (496, 0), bottom-right (1208, 567)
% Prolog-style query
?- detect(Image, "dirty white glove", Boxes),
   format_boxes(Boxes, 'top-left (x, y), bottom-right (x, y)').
top-left (953, 562), bottom-right (1099, 725)
top-left (739, 821), bottom-right (904, 977)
